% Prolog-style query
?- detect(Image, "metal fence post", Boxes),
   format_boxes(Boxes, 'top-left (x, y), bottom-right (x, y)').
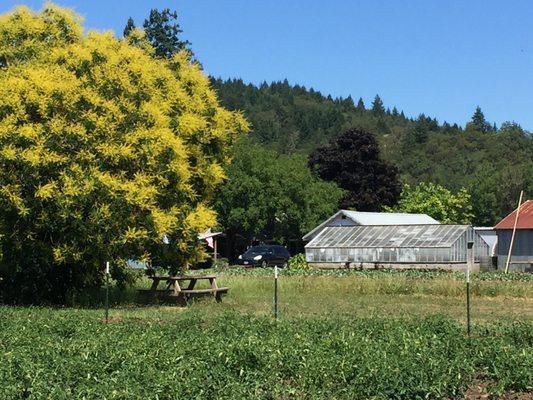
top-left (274, 266), bottom-right (278, 320)
top-left (105, 261), bottom-right (110, 324)
top-left (466, 242), bottom-right (473, 336)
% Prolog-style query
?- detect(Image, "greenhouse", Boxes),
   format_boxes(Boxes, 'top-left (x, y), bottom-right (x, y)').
top-left (305, 224), bottom-right (489, 269)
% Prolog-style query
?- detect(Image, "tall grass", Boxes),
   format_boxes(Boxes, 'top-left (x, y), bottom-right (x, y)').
top-left (65, 269), bottom-right (532, 322)
top-left (206, 274), bottom-right (532, 322)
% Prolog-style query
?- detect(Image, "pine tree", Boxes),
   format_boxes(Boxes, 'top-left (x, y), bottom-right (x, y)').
top-left (123, 17), bottom-right (135, 37)
top-left (392, 106), bottom-right (399, 117)
top-left (356, 97), bottom-right (365, 112)
top-left (371, 95), bottom-right (385, 116)
top-left (339, 95), bottom-right (355, 112)
top-left (468, 106), bottom-right (490, 133)
top-left (143, 8), bottom-right (191, 58)
top-left (411, 114), bottom-right (430, 143)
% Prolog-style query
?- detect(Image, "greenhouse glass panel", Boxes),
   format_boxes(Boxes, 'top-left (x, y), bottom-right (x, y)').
top-left (306, 225), bottom-right (470, 249)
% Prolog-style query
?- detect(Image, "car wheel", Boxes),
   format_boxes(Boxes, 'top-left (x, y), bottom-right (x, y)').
top-left (261, 260), bottom-right (268, 268)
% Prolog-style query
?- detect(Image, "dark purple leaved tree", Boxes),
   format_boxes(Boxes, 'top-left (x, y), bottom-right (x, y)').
top-left (308, 128), bottom-right (401, 211)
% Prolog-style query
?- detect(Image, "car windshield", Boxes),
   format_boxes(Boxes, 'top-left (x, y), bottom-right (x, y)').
top-left (244, 246), bottom-right (270, 256)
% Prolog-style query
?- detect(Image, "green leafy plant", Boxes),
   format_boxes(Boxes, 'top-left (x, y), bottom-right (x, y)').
top-left (0, 308), bottom-right (531, 398)
top-left (214, 258), bottom-right (229, 269)
top-left (287, 253), bottom-right (309, 270)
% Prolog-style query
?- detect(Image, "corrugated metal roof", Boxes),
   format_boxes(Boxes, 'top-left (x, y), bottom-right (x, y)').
top-left (302, 210), bottom-right (439, 241)
top-left (494, 200), bottom-right (533, 230)
top-left (342, 210), bottom-right (439, 225)
top-left (305, 224), bottom-right (469, 249)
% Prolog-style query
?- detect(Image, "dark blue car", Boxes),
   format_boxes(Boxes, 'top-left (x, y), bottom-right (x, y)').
top-left (237, 245), bottom-right (290, 267)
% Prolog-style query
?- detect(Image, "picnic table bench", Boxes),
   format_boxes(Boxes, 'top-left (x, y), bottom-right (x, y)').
top-left (138, 274), bottom-right (228, 305)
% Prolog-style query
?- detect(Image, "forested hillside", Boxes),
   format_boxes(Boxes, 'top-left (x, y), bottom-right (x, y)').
top-left (212, 78), bottom-right (533, 226)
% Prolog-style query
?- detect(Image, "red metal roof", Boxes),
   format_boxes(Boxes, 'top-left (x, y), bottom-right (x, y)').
top-left (494, 199), bottom-right (533, 230)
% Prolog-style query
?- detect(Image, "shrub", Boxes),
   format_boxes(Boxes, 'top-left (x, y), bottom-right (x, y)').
top-left (287, 253), bottom-right (309, 270)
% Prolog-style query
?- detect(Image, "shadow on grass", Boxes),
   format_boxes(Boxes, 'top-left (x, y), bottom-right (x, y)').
top-left (67, 286), bottom-right (191, 309)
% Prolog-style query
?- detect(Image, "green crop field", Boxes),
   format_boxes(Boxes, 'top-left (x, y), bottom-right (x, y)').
top-left (1, 269), bottom-right (532, 399)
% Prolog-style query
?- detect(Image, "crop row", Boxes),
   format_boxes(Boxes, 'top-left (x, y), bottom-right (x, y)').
top-left (0, 307), bottom-right (531, 399)
top-left (215, 266), bottom-right (533, 282)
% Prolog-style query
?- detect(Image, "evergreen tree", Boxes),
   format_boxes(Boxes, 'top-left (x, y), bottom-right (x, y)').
top-left (308, 128), bottom-right (401, 211)
top-left (356, 97), bottom-right (365, 112)
top-left (123, 17), bottom-right (135, 37)
top-left (341, 95), bottom-right (354, 111)
top-left (392, 106), bottom-right (399, 117)
top-left (410, 114), bottom-right (430, 144)
top-left (467, 106), bottom-right (490, 133)
top-left (143, 8), bottom-right (191, 58)
top-left (371, 95), bottom-right (385, 116)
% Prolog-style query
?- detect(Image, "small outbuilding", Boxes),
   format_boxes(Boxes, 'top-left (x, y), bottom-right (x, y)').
top-left (474, 227), bottom-right (498, 256)
top-left (494, 199), bottom-right (533, 272)
top-left (474, 227), bottom-right (498, 269)
top-left (305, 224), bottom-right (489, 271)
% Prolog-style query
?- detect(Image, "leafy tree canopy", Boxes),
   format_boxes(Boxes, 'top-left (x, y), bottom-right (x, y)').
top-left (308, 128), bottom-right (401, 211)
top-left (0, 5), bottom-right (248, 303)
top-left (385, 182), bottom-right (474, 224)
top-left (213, 78), bottom-right (532, 225)
top-left (142, 8), bottom-right (191, 58)
top-left (215, 139), bottom-right (344, 254)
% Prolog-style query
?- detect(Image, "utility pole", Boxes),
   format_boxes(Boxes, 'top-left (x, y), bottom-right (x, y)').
top-left (505, 190), bottom-right (524, 273)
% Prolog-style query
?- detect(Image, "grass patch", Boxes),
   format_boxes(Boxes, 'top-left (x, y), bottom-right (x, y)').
top-left (71, 268), bottom-right (532, 322)
top-left (205, 273), bottom-right (533, 322)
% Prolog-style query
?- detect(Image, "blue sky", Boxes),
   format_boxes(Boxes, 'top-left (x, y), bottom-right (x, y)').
top-left (2, 0), bottom-right (532, 129)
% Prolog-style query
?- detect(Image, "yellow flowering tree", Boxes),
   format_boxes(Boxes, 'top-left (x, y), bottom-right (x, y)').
top-left (0, 5), bottom-right (248, 303)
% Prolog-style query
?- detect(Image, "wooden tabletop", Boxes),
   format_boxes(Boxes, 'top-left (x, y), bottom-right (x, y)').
top-left (148, 274), bottom-right (217, 281)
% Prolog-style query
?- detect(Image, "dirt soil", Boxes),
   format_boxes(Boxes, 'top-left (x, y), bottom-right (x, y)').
top-left (462, 379), bottom-right (532, 400)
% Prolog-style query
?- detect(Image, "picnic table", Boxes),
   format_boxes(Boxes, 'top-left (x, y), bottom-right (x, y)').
top-left (139, 274), bottom-right (228, 305)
